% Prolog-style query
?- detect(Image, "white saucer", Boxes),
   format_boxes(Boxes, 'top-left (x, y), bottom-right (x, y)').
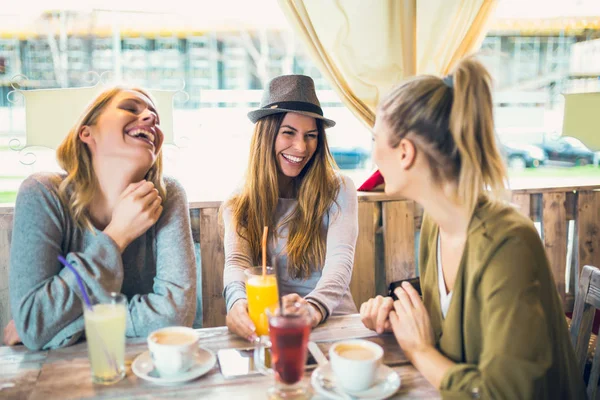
top-left (311, 363), bottom-right (400, 400)
top-left (132, 347), bottom-right (216, 386)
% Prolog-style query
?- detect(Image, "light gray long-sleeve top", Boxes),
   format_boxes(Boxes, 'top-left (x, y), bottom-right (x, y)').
top-left (223, 174), bottom-right (359, 321)
top-left (9, 173), bottom-right (197, 350)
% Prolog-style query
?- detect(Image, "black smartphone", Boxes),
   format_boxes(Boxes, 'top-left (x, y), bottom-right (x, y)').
top-left (217, 346), bottom-right (318, 379)
top-left (388, 277), bottom-right (421, 300)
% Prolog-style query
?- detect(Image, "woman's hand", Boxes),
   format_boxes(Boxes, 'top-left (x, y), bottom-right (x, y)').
top-left (103, 180), bottom-right (163, 252)
top-left (3, 320), bottom-right (21, 346)
top-left (226, 299), bottom-right (257, 342)
top-left (359, 295), bottom-right (394, 334)
top-left (281, 293), bottom-right (322, 328)
top-left (389, 282), bottom-right (435, 361)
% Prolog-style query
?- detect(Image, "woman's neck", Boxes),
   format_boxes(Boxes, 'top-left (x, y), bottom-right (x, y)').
top-left (88, 161), bottom-right (147, 229)
top-left (415, 183), bottom-right (471, 239)
top-left (278, 173), bottom-right (296, 199)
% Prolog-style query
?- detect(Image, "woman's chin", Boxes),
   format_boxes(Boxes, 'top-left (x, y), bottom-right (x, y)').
top-left (384, 183), bottom-right (401, 196)
top-left (279, 165), bottom-right (304, 178)
top-left (128, 156), bottom-right (156, 176)
top-left (135, 149), bottom-right (157, 164)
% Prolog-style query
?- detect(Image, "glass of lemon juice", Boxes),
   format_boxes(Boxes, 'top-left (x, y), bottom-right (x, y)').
top-left (83, 292), bottom-right (127, 385)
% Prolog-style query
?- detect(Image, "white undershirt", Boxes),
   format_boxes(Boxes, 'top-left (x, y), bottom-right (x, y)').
top-left (437, 234), bottom-right (453, 319)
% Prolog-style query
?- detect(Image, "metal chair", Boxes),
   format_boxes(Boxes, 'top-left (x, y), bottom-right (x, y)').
top-left (571, 265), bottom-right (600, 399)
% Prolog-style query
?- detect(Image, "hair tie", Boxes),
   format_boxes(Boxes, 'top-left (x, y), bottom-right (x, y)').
top-left (442, 75), bottom-right (454, 89)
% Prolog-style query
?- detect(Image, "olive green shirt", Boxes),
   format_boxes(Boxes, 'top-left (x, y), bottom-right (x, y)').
top-left (420, 198), bottom-right (585, 399)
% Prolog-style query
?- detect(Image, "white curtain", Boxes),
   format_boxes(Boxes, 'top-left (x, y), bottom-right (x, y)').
top-left (279, 0), bottom-right (498, 127)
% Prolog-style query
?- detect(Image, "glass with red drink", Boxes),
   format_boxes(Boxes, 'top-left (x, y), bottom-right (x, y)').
top-left (254, 302), bottom-right (312, 399)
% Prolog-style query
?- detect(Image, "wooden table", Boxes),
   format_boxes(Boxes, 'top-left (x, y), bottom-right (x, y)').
top-left (0, 315), bottom-right (439, 399)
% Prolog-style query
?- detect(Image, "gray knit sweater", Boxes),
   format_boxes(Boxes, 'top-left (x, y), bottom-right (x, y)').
top-left (9, 173), bottom-right (196, 350)
top-left (223, 174), bottom-right (359, 321)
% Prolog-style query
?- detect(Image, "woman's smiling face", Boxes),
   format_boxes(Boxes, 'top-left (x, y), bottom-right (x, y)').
top-left (274, 112), bottom-right (319, 178)
top-left (81, 90), bottom-right (164, 170)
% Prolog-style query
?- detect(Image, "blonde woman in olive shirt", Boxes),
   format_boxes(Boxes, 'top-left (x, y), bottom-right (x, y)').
top-left (359, 57), bottom-right (585, 399)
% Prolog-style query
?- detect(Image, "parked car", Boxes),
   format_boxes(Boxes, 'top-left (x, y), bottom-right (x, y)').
top-left (537, 136), bottom-right (596, 166)
top-left (501, 142), bottom-right (547, 169)
top-left (329, 147), bottom-right (370, 170)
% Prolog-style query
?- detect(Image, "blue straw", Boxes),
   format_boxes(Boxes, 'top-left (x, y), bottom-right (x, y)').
top-left (57, 255), bottom-right (93, 311)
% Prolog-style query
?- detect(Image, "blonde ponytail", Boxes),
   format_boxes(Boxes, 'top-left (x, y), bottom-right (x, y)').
top-left (378, 56), bottom-right (508, 213)
top-left (449, 57), bottom-right (508, 213)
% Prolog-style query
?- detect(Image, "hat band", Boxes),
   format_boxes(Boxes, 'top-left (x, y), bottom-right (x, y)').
top-left (263, 101), bottom-right (323, 116)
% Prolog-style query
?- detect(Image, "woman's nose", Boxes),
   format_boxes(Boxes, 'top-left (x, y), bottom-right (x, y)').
top-left (140, 108), bottom-right (157, 124)
top-left (293, 137), bottom-right (307, 153)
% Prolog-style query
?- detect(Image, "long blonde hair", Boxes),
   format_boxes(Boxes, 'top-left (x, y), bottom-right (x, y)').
top-left (378, 57), bottom-right (508, 213)
top-left (225, 113), bottom-right (340, 279)
top-left (55, 86), bottom-right (166, 231)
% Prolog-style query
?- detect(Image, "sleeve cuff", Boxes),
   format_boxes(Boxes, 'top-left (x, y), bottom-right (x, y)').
top-left (96, 230), bottom-right (122, 252)
top-left (439, 362), bottom-right (481, 393)
top-left (224, 283), bottom-right (247, 312)
top-left (306, 297), bottom-right (328, 324)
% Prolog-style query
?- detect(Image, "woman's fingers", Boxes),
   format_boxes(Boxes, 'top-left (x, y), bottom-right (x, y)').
top-left (359, 296), bottom-right (394, 333)
top-left (281, 293), bottom-right (301, 310)
top-left (394, 287), bottom-right (415, 315)
top-left (226, 300), bottom-right (256, 341)
top-left (132, 181), bottom-right (156, 199)
top-left (282, 293), bottom-right (302, 303)
top-left (3, 320), bottom-right (21, 346)
top-left (360, 298), bottom-right (374, 330)
top-left (120, 180), bottom-right (147, 198)
top-left (376, 297), bottom-right (393, 334)
top-left (384, 320), bottom-right (392, 331)
top-left (151, 204), bottom-right (163, 220)
top-left (359, 300), bottom-right (367, 315)
top-left (401, 282), bottom-right (426, 312)
top-left (389, 310), bottom-right (400, 331)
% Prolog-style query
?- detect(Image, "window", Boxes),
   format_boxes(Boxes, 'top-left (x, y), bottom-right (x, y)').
top-left (1, 2), bottom-right (600, 204)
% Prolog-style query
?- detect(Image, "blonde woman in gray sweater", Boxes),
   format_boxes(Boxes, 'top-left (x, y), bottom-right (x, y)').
top-left (223, 75), bottom-right (359, 341)
top-left (5, 87), bottom-right (196, 350)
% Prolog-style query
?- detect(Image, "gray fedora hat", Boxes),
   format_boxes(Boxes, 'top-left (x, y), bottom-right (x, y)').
top-left (248, 74), bottom-right (336, 128)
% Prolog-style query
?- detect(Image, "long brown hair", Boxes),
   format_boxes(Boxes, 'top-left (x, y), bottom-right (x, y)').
top-left (55, 86), bottom-right (166, 231)
top-left (378, 56), bottom-right (508, 213)
top-left (225, 113), bottom-right (340, 279)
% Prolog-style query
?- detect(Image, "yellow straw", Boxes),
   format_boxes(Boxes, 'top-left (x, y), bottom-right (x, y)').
top-left (262, 226), bottom-right (268, 278)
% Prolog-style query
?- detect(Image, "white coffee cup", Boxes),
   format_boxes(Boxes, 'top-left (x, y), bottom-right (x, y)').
top-left (147, 326), bottom-right (200, 378)
top-left (329, 339), bottom-right (383, 392)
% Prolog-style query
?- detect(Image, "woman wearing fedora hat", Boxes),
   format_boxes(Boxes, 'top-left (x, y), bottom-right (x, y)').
top-left (222, 74), bottom-right (359, 341)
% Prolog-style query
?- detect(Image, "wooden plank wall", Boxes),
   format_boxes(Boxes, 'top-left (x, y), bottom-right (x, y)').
top-left (577, 191), bottom-right (600, 280)
top-left (350, 202), bottom-right (378, 308)
top-left (542, 192), bottom-right (568, 307)
top-left (383, 201), bottom-right (416, 287)
top-left (511, 189), bottom-right (600, 312)
top-left (198, 207), bottom-right (227, 328)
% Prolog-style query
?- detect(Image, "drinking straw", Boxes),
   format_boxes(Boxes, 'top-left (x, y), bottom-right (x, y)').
top-left (57, 255), bottom-right (119, 375)
top-left (57, 255), bottom-right (93, 311)
top-left (261, 226), bottom-right (268, 278)
top-left (271, 255), bottom-right (285, 317)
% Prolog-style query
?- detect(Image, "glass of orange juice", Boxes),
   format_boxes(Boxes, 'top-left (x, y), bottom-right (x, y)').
top-left (245, 266), bottom-right (279, 336)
